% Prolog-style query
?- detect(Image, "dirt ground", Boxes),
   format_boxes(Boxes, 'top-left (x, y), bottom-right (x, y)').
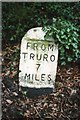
top-left (1, 43), bottom-right (80, 120)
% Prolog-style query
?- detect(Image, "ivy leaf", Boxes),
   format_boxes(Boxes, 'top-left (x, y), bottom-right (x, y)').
top-left (66, 45), bottom-right (69, 49)
top-left (67, 57), bottom-right (72, 62)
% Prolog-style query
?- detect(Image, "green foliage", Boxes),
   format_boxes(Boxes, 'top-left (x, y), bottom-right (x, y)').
top-left (2, 2), bottom-right (80, 65)
top-left (43, 18), bottom-right (80, 65)
top-left (2, 2), bottom-right (80, 43)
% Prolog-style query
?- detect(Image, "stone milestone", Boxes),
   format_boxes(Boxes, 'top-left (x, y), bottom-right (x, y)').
top-left (19, 27), bottom-right (58, 96)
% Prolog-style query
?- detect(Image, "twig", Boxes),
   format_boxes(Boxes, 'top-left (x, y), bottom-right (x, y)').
top-left (34, 107), bottom-right (44, 120)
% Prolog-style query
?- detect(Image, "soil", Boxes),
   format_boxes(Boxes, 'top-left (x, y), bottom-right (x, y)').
top-left (1, 43), bottom-right (80, 120)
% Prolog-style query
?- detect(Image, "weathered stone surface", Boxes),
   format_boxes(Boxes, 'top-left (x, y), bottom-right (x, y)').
top-left (19, 27), bottom-right (58, 96)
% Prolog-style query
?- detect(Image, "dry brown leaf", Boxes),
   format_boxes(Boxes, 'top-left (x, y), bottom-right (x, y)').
top-left (24, 110), bottom-right (30, 118)
top-left (5, 71), bottom-right (10, 76)
top-left (6, 99), bottom-right (13, 104)
top-left (10, 71), bottom-right (17, 78)
top-left (13, 92), bottom-right (18, 96)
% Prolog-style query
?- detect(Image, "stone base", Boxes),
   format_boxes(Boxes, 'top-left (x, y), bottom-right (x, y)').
top-left (20, 87), bottom-right (55, 98)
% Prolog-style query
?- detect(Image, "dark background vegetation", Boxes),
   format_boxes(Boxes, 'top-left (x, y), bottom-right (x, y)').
top-left (2, 2), bottom-right (80, 42)
top-left (2, 2), bottom-right (80, 120)
top-left (2, 2), bottom-right (80, 65)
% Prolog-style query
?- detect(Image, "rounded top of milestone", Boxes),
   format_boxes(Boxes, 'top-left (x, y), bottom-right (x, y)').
top-left (26, 27), bottom-right (45, 40)
top-left (24, 27), bottom-right (53, 41)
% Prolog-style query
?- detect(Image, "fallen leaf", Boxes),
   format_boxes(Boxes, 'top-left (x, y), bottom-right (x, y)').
top-left (24, 110), bottom-right (30, 118)
top-left (13, 92), bottom-right (18, 96)
top-left (5, 71), bottom-right (10, 76)
top-left (6, 99), bottom-right (13, 104)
